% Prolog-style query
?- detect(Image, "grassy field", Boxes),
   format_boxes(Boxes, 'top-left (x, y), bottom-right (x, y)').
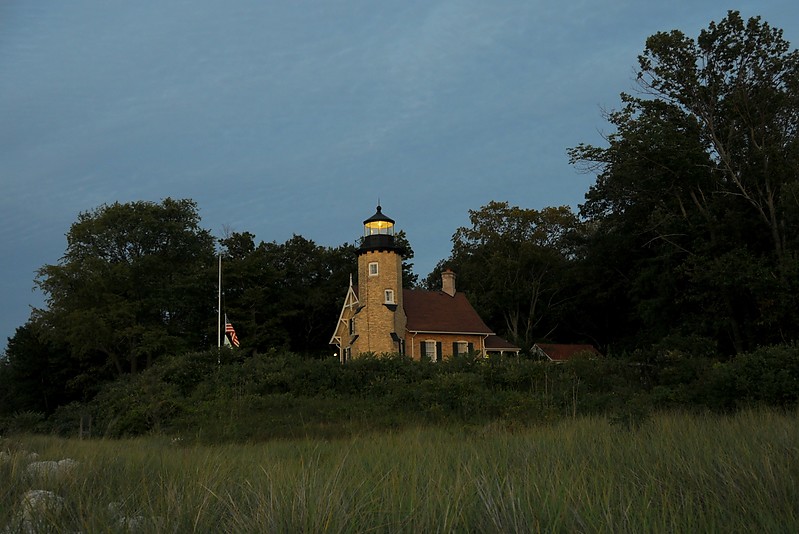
top-left (2, 409), bottom-right (797, 533)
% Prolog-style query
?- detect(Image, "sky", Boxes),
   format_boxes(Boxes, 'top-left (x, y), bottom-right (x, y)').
top-left (2, 1), bottom-right (798, 351)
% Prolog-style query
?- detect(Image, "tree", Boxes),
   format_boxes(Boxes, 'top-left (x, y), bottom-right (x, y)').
top-left (431, 201), bottom-right (580, 352)
top-left (0, 321), bottom-right (77, 416)
top-left (219, 233), bottom-right (358, 354)
top-left (569, 11), bottom-right (799, 353)
top-left (35, 199), bottom-right (216, 376)
top-left (394, 230), bottom-right (419, 288)
top-left (637, 11), bottom-right (799, 270)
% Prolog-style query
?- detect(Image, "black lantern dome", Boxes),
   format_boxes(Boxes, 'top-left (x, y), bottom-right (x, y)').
top-left (359, 205), bottom-right (401, 253)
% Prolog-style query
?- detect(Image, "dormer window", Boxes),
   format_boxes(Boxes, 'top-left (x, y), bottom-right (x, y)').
top-left (368, 262), bottom-right (378, 276)
top-left (384, 289), bottom-right (395, 304)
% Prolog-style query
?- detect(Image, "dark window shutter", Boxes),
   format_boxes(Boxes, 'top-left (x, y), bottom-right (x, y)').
top-left (436, 342), bottom-right (443, 361)
top-left (468, 342), bottom-right (474, 354)
top-left (452, 341), bottom-right (458, 356)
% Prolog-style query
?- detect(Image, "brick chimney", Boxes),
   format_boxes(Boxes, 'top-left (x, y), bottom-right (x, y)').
top-left (441, 269), bottom-right (456, 297)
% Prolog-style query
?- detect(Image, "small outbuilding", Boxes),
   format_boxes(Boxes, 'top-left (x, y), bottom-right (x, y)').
top-left (532, 343), bottom-right (601, 362)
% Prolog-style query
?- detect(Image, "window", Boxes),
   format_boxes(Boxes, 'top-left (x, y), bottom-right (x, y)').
top-left (368, 262), bottom-right (378, 276)
top-left (453, 341), bottom-right (474, 356)
top-left (424, 340), bottom-right (440, 362)
top-left (384, 289), bottom-right (395, 304)
top-left (349, 318), bottom-right (356, 335)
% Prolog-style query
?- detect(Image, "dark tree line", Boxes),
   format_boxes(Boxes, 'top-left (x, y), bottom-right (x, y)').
top-left (1, 11), bottom-right (797, 418)
top-left (429, 11), bottom-right (799, 356)
top-left (570, 10), bottom-right (799, 354)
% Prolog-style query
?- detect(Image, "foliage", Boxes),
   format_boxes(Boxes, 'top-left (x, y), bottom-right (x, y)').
top-left (3, 341), bottom-right (791, 440)
top-left (428, 201), bottom-right (582, 352)
top-left (391, 229), bottom-right (419, 288)
top-left (707, 343), bottom-right (799, 408)
top-left (33, 198), bottom-right (217, 376)
top-left (218, 233), bottom-right (357, 354)
top-left (0, 321), bottom-right (79, 415)
top-left (569, 11), bottom-right (799, 354)
top-left (4, 11), bottom-right (799, 424)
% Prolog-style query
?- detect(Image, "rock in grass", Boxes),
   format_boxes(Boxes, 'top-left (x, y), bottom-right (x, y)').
top-left (26, 458), bottom-right (79, 480)
top-left (20, 490), bottom-right (65, 521)
top-left (2, 490), bottom-right (65, 534)
top-left (107, 502), bottom-right (165, 533)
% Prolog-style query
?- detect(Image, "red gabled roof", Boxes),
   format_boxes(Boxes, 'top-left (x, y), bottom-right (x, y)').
top-left (485, 334), bottom-right (520, 352)
top-left (534, 343), bottom-right (601, 362)
top-left (403, 289), bottom-right (493, 334)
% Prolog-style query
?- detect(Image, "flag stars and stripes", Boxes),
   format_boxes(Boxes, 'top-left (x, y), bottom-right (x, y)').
top-left (225, 315), bottom-right (240, 347)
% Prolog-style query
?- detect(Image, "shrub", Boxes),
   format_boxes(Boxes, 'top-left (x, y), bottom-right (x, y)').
top-left (1, 411), bottom-right (46, 434)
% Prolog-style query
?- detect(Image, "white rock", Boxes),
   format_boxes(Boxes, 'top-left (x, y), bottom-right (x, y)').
top-left (20, 490), bottom-right (65, 521)
top-left (2, 490), bottom-right (65, 534)
top-left (26, 458), bottom-right (79, 479)
top-left (57, 458), bottom-right (79, 471)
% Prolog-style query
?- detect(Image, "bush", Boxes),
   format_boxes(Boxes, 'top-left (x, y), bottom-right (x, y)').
top-left (724, 344), bottom-right (799, 406)
top-left (0, 411), bottom-right (47, 434)
top-left (21, 343), bottom-right (799, 441)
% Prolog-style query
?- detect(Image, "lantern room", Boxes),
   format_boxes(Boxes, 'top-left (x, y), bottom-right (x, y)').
top-left (359, 205), bottom-right (400, 253)
top-left (363, 205), bottom-right (394, 237)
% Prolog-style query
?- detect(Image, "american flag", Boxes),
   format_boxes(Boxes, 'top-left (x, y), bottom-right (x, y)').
top-left (225, 315), bottom-right (240, 347)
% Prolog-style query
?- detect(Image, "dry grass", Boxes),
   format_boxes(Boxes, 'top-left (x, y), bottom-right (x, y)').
top-left (1, 408), bottom-right (797, 532)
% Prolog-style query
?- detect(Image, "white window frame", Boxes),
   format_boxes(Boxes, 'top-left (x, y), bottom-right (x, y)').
top-left (456, 341), bottom-right (469, 355)
top-left (368, 262), bottom-right (379, 276)
top-left (424, 340), bottom-right (437, 361)
top-left (384, 289), bottom-right (395, 304)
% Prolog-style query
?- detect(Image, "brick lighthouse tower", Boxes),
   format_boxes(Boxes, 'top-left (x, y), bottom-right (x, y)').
top-left (353, 205), bottom-right (407, 356)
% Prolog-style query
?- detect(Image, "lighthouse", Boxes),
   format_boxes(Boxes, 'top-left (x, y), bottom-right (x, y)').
top-left (353, 205), bottom-right (407, 355)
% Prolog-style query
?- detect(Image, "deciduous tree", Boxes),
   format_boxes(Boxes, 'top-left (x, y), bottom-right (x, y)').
top-left (433, 201), bottom-right (580, 352)
top-left (569, 11), bottom-right (799, 353)
top-left (35, 198), bottom-right (216, 375)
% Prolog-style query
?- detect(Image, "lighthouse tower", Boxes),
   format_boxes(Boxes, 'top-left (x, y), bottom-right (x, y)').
top-left (353, 205), bottom-right (406, 355)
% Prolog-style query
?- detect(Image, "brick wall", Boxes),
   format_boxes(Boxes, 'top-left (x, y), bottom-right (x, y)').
top-left (353, 249), bottom-right (406, 355)
top-left (405, 332), bottom-right (486, 361)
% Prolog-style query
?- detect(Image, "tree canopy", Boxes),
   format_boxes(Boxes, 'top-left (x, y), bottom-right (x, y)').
top-left (427, 201), bottom-right (581, 352)
top-left (217, 232), bottom-right (357, 354)
top-left (569, 10), bottom-right (799, 354)
top-left (34, 198), bottom-right (217, 376)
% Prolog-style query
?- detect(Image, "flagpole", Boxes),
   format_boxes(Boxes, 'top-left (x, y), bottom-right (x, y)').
top-left (217, 253), bottom-right (222, 357)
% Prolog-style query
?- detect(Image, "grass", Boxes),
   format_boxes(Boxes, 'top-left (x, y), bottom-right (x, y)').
top-left (2, 408), bottom-right (797, 532)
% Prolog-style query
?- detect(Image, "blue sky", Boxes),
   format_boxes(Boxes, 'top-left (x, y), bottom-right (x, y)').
top-left (2, 1), bottom-right (798, 350)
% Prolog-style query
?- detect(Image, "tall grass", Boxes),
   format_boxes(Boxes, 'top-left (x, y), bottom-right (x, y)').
top-left (2, 409), bottom-right (797, 532)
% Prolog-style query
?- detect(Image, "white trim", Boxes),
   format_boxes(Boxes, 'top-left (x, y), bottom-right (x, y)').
top-left (423, 339), bottom-right (438, 361)
top-left (329, 275), bottom-right (360, 348)
top-left (406, 329), bottom-right (495, 335)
